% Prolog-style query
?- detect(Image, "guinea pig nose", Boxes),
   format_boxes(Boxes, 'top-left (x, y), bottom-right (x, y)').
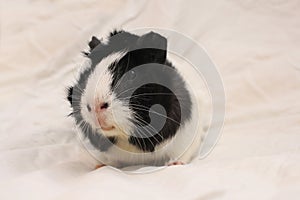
top-left (95, 101), bottom-right (109, 113)
top-left (100, 102), bottom-right (109, 110)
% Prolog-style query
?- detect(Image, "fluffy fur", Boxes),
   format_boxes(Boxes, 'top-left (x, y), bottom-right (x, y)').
top-left (67, 30), bottom-right (202, 167)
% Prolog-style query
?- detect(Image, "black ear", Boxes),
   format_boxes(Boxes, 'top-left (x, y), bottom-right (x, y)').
top-left (88, 36), bottom-right (101, 50)
top-left (66, 86), bottom-right (73, 105)
top-left (135, 32), bottom-right (167, 64)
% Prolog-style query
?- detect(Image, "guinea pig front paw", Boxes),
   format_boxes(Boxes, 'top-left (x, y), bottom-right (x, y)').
top-left (94, 164), bottom-right (106, 170)
top-left (167, 161), bottom-right (185, 166)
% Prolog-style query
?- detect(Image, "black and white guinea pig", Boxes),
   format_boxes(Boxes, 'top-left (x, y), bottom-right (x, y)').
top-left (67, 30), bottom-right (203, 168)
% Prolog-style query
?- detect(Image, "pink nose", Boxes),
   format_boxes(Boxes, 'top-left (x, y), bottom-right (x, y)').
top-left (94, 102), bottom-right (114, 131)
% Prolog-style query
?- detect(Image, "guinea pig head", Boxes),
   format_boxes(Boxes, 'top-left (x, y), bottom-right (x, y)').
top-left (79, 31), bottom-right (172, 139)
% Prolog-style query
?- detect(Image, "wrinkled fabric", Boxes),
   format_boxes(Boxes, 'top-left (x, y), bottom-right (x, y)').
top-left (0, 0), bottom-right (300, 199)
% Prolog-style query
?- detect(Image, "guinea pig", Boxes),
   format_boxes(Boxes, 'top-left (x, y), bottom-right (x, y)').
top-left (67, 30), bottom-right (203, 168)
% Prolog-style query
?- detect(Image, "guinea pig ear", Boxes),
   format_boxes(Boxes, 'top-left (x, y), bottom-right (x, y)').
top-left (66, 86), bottom-right (73, 105)
top-left (135, 32), bottom-right (167, 64)
top-left (88, 36), bottom-right (101, 50)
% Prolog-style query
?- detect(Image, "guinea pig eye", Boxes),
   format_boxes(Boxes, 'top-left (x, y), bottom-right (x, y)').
top-left (129, 70), bottom-right (136, 80)
top-left (86, 104), bottom-right (91, 112)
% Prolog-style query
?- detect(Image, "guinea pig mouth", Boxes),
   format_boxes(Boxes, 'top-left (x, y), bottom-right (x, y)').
top-left (97, 118), bottom-right (115, 131)
top-left (100, 126), bottom-right (115, 131)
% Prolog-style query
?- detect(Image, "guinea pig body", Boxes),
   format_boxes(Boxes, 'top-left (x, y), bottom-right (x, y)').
top-left (67, 30), bottom-right (203, 167)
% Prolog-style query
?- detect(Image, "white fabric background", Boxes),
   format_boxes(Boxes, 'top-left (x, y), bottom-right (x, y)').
top-left (1, 0), bottom-right (300, 199)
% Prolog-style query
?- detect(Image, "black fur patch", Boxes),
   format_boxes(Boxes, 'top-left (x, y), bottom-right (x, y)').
top-left (109, 29), bottom-right (124, 37)
top-left (108, 136), bottom-right (117, 144)
top-left (67, 86), bottom-right (73, 105)
top-left (107, 32), bottom-right (192, 152)
top-left (82, 36), bottom-right (101, 56)
top-left (88, 36), bottom-right (101, 50)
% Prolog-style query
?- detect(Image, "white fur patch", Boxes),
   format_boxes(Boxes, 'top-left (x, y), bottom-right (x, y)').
top-left (80, 51), bottom-right (134, 137)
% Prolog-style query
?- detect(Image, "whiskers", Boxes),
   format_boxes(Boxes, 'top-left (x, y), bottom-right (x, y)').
top-left (114, 90), bottom-right (182, 151)
top-left (130, 103), bottom-right (181, 126)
